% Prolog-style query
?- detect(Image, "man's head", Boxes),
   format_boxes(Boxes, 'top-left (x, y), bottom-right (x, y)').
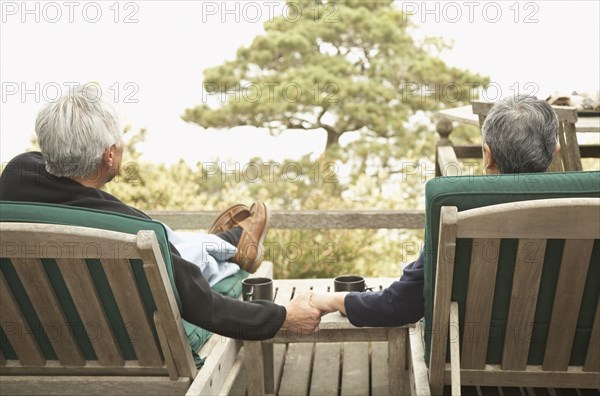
top-left (35, 84), bottom-right (124, 184)
top-left (482, 95), bottom-right (559, 174)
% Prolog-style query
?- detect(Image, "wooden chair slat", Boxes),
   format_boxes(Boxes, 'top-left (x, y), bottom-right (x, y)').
top-left (450, 302), bottom-right (461, 396)
top-left (462, 238), bottom-right (501, 369)
top-left (429, 206), bottom-right (458, 395)
top-left (543, 240), bottom-right (594, 371)
top-left (137, 231), bottom-right (196, 379)
top-left (0, 270), bottom-right (46, 366)
top-left (583, 296), bottom-right (600, 372)
top-left (12, 258), bottom-right (85, 366)
top-left (100, 258), bottom-right (162, 367)
top-left (457, 199), bottom-right (600, 240)
top-left (153, 312), bottom-right (178, 381)
top-left (0, 223), bottom-right (140, 259)
top-left (56, 258), bottom-right (124, 367)
top-left (502, 239), bottom-right (547, 371)
top-left (0, 348), bottom-right (5, 366)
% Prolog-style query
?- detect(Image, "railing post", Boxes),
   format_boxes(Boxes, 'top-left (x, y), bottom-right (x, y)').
top-left (435, 117), bottom-right (454, 177)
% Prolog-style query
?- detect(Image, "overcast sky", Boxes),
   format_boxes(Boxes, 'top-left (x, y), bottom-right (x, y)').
top-left (1, 0), bottom-right (599, 165)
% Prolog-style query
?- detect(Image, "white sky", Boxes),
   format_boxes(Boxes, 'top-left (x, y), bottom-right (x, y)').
top-left (1, 0), bottom-right (599, 165)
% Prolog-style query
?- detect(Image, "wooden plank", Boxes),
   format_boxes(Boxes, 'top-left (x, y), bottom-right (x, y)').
top-left (583, 296), bottom-right (600, 372)
top-left (277, 284), bottom-right (314, 396)
top-left (244, 341), bottom-right (265, 396)
top-left (408, 323), bottom-right (431, 396)
top-left (309, 282), bottom-right (341, 396)
top-left (188, 337), bottom-right (241, 396)
top-left (502, 239), bottom-right (546, 371)
top-left (388, 327), bottom-right (407, 396)
top-left (462, 238), bottom-right (501, 369)
top-left (457, 198), bottom-right (600, 240)
top-left (0, 348), bottom-right (6, 366)
top-left (56, 258), bottom-right (124, 367)
top-left (153, 312), bottom-right (178, 380)
top-left (562, 119), bottom-right (583, 171)
top-left (138, 230), bottom-right (196, 379)
top-left (371, 341), bottom-right (390, 396)
top-left (310, 343), bottom-right (341, 396)
top-left (0, 375), bottom-right (190, 395)
top-left (447, 365), bottom-right (600, 388)
top-left (341, 342), bottom-right (370, 396)
top-left (216, 349), bottom-right (244, 396)
top-left (0, 360), bottom-right (168, 376)
top-left (0, 270), bottom-right (46, 367)
top-left (12, 258), bottom-right (85, 366)
top-left (0, 223), bottom-right (141, 259)
top-left (272, 283), bottom-right (294, 395)
top-left (100, 258), bottom-right (163, 367)
top-left (450, 302), bottom-right (461, 396)
top-left (148, 210), bottom-right (425, 230)
top-left (429, 206), bottom-right (458, 395)
top-left (437, 145), bottom-right (461, 177)
top-left (543, 240), bottom-right (594, 371)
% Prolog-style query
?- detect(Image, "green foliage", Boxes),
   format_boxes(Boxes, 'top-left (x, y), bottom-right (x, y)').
top-left (183, 0), bottom-right (489, 151)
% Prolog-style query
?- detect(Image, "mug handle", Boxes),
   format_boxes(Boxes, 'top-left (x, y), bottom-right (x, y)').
top-left (244, 285), bottom-right (255, 301)
top-left (365, 285), bottom-right (374, 292)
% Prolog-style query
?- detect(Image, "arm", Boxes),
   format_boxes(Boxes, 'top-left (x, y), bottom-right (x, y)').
top-left (344, 253), bottom-right (425, 327)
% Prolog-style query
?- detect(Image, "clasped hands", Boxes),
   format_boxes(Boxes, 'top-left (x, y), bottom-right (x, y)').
top-left (281, 291), bottom-right (349, 334)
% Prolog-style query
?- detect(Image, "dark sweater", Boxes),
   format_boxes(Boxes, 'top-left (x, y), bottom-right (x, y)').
top-left (0, 152), bottom-right (286, 340)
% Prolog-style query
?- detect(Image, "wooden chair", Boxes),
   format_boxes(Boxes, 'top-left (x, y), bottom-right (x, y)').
top-left (408, 198), bottom-right (600, 395)
top-left (0, 220), bottom-right (254, 395)
top-left (472, 100), bottom-right (583, 172)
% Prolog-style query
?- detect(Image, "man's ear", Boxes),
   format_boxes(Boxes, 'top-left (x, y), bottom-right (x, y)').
top-left (102, 145), bottom-right (116, 168)
top-left (483, 143), bottom-right (496, 172)
top-left (554, 142), bottom-right (561, 157)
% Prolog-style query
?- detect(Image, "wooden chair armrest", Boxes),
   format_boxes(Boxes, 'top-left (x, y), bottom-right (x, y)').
top-left (409, 321), bottom-right (431, 396)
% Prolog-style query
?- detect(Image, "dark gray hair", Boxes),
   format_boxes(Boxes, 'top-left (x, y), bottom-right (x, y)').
top-left (482, 95), bottom-right (558, 173)
top-left (35, 84), bottom-right (123, 178)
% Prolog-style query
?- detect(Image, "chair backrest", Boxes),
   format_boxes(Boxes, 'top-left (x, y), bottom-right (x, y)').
top-left (428, 198), bottom-right (600, 389)
top-left (0, 204), bottom-right (197, 382)
top-left (471, 100), bottom-right (582, 172)
top-left (423, 171), bottom-right (600, 366)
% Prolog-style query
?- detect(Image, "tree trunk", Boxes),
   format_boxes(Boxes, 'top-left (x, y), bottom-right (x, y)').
top-left (325, 128), bottom-right (341, 150)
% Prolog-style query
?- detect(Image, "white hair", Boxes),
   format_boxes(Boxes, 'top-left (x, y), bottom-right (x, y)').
top-left (35, 84), bottom-right (123, 178)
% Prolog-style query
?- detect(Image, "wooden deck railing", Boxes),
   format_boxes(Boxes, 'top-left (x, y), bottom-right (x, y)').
top-left (148, 210), bottom-right (425, 231)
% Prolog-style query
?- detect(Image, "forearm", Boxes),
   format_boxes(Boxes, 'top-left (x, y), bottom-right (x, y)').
top-left (310, 292), bottom-right (349, 316)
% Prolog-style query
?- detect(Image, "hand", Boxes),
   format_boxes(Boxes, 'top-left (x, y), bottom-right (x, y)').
top-left (282, 292), bottom-right (321, 334)
top-left (310, 292), bottom-right (348, 316)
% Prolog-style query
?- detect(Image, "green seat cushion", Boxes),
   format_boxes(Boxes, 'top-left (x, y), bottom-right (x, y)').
top-left (0, 201), bottom-right (247, 367)
top-left (423, 171), bottom-right (600, 366)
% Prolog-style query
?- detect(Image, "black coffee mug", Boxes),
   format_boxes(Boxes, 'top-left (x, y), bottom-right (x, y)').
top-left (242, 277), bottom-right (273, 301)
top-left (334, 275), bottom-right (366, 292)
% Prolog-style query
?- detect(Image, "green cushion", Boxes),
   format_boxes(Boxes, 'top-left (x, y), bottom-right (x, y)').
top-left (0, 201), bottom-right (246, 367)
top-left (423, 171), bottom-right (600, 366)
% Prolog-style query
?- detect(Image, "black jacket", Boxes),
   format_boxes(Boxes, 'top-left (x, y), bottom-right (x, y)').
top-left (0, 152), bottom-right (286, 340)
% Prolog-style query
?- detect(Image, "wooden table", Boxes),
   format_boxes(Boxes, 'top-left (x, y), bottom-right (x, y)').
top-left (439, 105), bottom-right (600, 132)
top-left (242, 277), bottom-right (411, 396)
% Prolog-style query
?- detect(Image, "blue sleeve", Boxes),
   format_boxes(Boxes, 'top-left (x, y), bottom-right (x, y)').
top-left (344, 252), bottom-right (424, 327)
